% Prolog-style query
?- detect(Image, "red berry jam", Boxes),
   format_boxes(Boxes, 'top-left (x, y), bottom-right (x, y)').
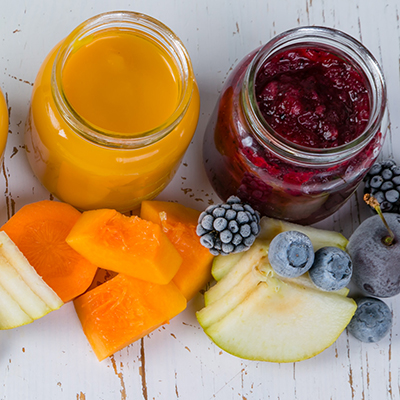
top-left (255, 48), bottom-right (370, 148)
top-left (203, 28), bottom-right (386, 224)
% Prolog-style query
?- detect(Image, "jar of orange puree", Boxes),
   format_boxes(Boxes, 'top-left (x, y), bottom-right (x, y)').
top-left (0, 88), bottom-right (8, 163)
top-left (25, 11), bottom-right (200, 212)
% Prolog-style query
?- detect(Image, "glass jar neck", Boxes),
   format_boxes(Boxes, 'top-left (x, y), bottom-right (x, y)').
top-left (241, 26), bottom-right (387, 166)
top-left (51, 11), bottom-right (194, 149)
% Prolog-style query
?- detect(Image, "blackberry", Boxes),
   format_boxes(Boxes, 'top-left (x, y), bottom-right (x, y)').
top-left (364, 159), bottom-right (400, 213)
top-left (196, 196), bottom-right (261, 256)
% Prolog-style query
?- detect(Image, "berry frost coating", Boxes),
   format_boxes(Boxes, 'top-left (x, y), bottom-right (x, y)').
top-left (347, 297), bottom-right (392, 343)
top-left (364, 159), bottom-right (400, 213)
top-left (196, 196), bottom-right (261, 256)
top-left (268, 231), bottom-right (314, 278)
top-left (308, 247), bottom-right (353, 291)
top-left (347, 213), bottom-right (400, 298)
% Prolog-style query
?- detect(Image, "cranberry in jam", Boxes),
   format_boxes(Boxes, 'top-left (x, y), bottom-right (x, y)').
top-left (255, 48), bottom-right (370, 148)
top-left (203, 27), bottom-right (387, 224)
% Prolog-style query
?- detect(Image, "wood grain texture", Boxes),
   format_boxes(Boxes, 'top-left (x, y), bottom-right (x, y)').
top-left (0, 0), bottom-right (399, 399)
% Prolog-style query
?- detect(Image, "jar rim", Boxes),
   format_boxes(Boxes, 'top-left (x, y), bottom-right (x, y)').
top-left (242, 26), bottom-right (387, 165)
top-left (52, 10), bottom-right (195, 148)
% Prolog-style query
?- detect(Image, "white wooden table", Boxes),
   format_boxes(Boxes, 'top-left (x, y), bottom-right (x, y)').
top-left (0, 0), bottom-right (399, 399)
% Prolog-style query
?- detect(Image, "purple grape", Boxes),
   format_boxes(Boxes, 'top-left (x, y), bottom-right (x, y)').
top-left (347, 213), bottom-right (400, 298)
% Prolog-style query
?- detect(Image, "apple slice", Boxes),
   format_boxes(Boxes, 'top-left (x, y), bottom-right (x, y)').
top-left (204, 241), bottom-right (269, 306)
top-left (0, 252), bottom-right (52, 319)
top-left (211, 252), bottom-right (244, 281)
top-left (259, 217), bottom-right (349, 250)
top-left (207, 238), bottom-right (349, 309)
top-left (0, 231), bottom-right (63, 329)
top-left (198, 269), bottom-right (356, 362)
top-left (197, 235), bottom-right (355, 362)
top-left (0, 282), bottom-right (33, 329)
top-left (0, 231), bottom-right (63, 310)
top-left (211, 217), bottom-right (349, 280)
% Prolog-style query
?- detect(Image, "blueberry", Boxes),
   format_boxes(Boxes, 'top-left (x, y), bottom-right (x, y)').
top-left (309, 247), bottom-right (352, 291)
top-left (268, 231), bottom-right (314, 278)
top-left (347, 297), bottom-right (392, 343)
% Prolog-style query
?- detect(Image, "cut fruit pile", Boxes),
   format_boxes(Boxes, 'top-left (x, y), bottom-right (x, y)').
top-left (0, 199), bottom-right (213, 361)
top-left (196, 219), bottom-right (357, 362)
top-left (0, 198), bottom-right (357, 363)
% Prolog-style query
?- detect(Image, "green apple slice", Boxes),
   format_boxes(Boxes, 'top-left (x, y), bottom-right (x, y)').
top-left (207, 238), bottom-right (349, 309)
top-left (197, 268), bottom-right (261, 329)
top-left (0, 282), bottom-right (33, 329)
top-left (201, 277), bottom-right (356, 362)
top-left (211, 252), bottom-right (244, 281)
top-left (259, 217), bottom-right (349, 251)
top-left (288, 272), bottom-right (349, 297)
top-left (205, 240), bottom-right (269, 306)
top-left (199, 261), bottom-right (349, 330)
top-left (212, 217), bottom-right (349, 281)
top-left (0, 231), bottom-right (63, 311)
top-left (0, 252), bottom-right (52, 319)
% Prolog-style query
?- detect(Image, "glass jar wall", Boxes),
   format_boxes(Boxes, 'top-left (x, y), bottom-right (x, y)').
top-left (203, 27), bottom-right (387, 225)
top-left (25, 11), bottom-right (200, 212)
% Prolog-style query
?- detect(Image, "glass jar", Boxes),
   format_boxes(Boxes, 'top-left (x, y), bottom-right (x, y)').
top-left (0, 88), bottom-right (8, 163)
top-left (25, 11), bottom-right (200, 212)
top-left (203, 26), bottom-right (387, 225)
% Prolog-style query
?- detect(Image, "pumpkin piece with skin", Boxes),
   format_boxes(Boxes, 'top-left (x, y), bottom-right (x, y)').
top-left (1, 200), bottom-right (98, 303)
top-left (140, 200), bottom-right (214, 300)
top-left (66, 208), bottom-right (182, 285)
top-left (74, 273), bottom-right (187, 361)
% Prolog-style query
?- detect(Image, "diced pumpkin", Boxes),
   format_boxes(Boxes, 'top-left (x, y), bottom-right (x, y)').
top-left (74, 273), bottom-right (187, 361)
top-left (66, 209), bottom-right (182, 285)
top-left (1, 200), bottom-right (98, 303)
top-left (140, 201), bottom-right (214, 300)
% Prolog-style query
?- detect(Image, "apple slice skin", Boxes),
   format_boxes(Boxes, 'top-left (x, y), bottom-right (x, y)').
top-left (202, 279), bottom-right (356, 363)
top-left (259, 217), bottom-right (348, 250)
top-left (0, 282), bottom-right (33, 329)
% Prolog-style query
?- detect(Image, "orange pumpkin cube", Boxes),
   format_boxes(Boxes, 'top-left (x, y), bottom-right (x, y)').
top-left (74, 273), bottom-right (186, 361)
top-left (140, 201), bottom-right (214, 300)
top-left (66, 209), bottom-right (182, 284)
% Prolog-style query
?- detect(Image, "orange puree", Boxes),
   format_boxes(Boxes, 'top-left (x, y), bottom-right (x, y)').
top-left (0, 89), bottom-right (8, 162)
top-left (62, 32), bottom-right (180, 134)
top-left (25, 15), bottom-right (199, 212)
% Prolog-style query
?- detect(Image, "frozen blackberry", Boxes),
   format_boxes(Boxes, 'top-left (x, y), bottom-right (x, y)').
top-left (196, 196), bottom-right (261, 256)
top-left (364, 159), bottom-right (400, 213)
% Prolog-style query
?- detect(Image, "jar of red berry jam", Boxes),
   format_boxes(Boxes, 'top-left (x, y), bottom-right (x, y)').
top-left (203, 26), bottom-right (387, 224)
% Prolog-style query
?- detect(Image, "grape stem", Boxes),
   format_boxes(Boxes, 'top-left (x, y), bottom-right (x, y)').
top-left (364, 194), bottom-right (395, 246)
